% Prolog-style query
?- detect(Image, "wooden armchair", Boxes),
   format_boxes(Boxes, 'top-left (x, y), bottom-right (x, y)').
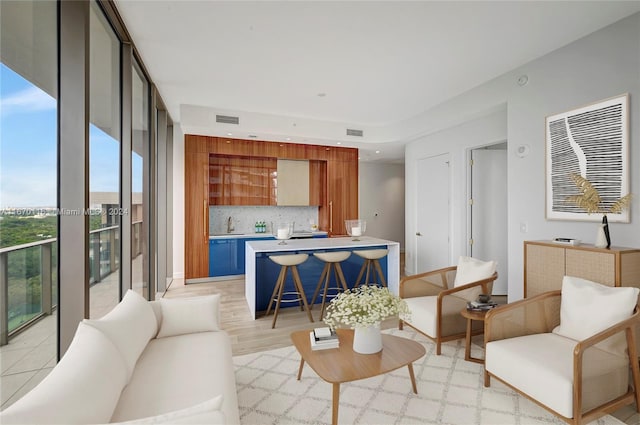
top-left (484, 290), bottom-right (640, 425)
top-left (398, 264), bottom-right (497, 354)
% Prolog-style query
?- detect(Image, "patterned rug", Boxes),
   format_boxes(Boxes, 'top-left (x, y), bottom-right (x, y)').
top-left (233, 328), bottom-right (626, 425)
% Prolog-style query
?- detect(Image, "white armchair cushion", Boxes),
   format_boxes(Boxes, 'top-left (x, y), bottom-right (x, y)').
top-left (403, 295), bottom-right (469, 338)
top-left (84, 289), bottom-right (158, 381)
top-left (486, 333), bottom-right (628, 418)
top-left (156, 294), bottom-right (221, 338)
top-left (0, 323), bottom-right (128, 425)
top-left (404, 296), bottom-right (438, 337)
top-left (453, 256), bottom-right (496, 301)
top-left (552, 276), bottom-right (639, 355)
top-left (111, 396), bottom-right (225, 424)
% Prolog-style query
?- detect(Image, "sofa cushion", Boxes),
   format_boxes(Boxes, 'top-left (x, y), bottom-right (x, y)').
top-left (111, 396), bottom-right (225, 424)
top-left (403, 294), bottom-right (472, 338)
top-left (111, 331), bottom-right (240, 424)
top-left (553, 276), bottom-right (639, 356)
top-left (486, 333), bottom-right (629, 418)
top-left (84, 289), bottom-right (158, 381)
top-left (156, 294), bottom-right (221, 338)
top-left (453, 256), bottom-right (496, 301)
top-left (0, 322), bottom-right (128, 425)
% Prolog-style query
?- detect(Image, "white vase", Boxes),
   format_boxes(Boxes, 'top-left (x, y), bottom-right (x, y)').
top-left (353, 323), bottom-right (382, 354)
top-left (595, 224), bottom-right (608, 248)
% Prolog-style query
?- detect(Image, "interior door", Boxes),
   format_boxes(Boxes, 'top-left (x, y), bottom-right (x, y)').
top-left (416, 154), bottom-right (450, 273)
top-left (470, 146), bottom-right (508, 294)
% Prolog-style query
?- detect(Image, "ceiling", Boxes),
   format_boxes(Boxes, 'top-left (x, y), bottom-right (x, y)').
top-left (114, 1), bottom-right (640, 162)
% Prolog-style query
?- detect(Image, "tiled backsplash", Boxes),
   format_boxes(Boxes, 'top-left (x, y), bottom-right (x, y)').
top-left (210, 206), bottom-right (319, 235)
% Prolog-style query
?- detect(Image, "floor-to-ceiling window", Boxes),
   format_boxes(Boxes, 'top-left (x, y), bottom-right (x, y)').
top-left (132, 60), bottom-right (149, 298)
top-left (0, 0), bottom-right (58, 407)
top-left (1, 0), bottom-right (172, 409)
top-left (88, 1), bottom-right (121, 318)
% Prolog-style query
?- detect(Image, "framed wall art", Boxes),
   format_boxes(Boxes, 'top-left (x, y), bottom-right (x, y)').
top-left (545, 94), bottom-right (629, 222)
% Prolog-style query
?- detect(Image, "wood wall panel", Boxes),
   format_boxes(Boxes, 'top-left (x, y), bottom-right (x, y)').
top-left (184, 143), bottom-right (210, 279)
top-left (309, 160), bottom-right (326, 207)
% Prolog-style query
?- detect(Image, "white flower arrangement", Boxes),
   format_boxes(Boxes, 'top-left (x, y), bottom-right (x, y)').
top-left (323, 286), bottom-right (411, 329)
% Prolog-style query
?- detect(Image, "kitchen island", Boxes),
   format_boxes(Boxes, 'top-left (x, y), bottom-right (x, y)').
top-left (245, 237), bottom-right (400, 319)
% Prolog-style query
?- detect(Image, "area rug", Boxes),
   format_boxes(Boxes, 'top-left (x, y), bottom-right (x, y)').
top-left (233, 328), bottom-right (626, 425)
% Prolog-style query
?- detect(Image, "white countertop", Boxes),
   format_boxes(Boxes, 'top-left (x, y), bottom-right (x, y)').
top-left (209, 231), bottom-right (327, 240)
top-left (246, 236), bottom-right (398, 253)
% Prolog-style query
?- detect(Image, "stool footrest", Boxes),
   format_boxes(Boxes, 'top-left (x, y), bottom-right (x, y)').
top-left (274, 291), bottom-right (305, 303)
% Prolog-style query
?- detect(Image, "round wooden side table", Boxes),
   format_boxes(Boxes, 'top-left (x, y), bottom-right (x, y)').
top-left (460, 308), bottom-right (489, 364)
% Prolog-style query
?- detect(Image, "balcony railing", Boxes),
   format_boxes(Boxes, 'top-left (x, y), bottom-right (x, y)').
top-left (0, 222), bottom-right (143, 346)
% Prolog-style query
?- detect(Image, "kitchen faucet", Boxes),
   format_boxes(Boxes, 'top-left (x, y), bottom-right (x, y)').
top-left (227, 216), bottom-right (234, 233)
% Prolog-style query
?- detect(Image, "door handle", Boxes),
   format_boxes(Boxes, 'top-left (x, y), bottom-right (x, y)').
top-left (329, 201), bottom-right (333, 233)
top-left (416, 232), bottom-right (422, 236)
top-left (203, 200), bottom-right (208, 242)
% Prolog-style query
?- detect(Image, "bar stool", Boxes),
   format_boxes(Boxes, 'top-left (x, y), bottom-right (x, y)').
top-left (265, 254), bottom-right (314, 329)
top-left (310, 251), bottom-right (351, 320)
top-left (353, 249), bottom-right (388, 287)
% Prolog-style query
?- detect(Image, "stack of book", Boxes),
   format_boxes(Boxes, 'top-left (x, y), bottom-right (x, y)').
top-left (309, 327), bottom-right (339, 350)
top-left (466, 300), bottom-right (498, 311)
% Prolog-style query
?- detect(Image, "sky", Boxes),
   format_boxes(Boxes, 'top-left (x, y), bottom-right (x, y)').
top-left (0, 63), bottom-right (143, 209)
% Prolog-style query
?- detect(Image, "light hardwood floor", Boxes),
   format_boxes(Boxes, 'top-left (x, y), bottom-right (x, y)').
top-left (164, 277), bottom-right (640, 425)
top-left (164, 277), bottom-right (397, 356)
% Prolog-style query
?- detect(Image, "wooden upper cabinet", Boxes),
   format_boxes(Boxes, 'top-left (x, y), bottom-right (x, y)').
top-left (325, 158), bottom-right (358, 236)
top-left (209, 155), bottom-right (276, 206)
top-left (277, 159), bottom-right (310, 206)
top-left (309, 160), bottom-right (326, 207)
top-left (186, 134), bottom-right (357, 234)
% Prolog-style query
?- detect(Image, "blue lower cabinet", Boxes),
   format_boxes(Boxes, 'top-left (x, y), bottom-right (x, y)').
top-left (210, 239), bottom-right (236, 277)
top-left (255, 246), bottom-right (388, 311)
top-left (211, 237), bottom-right (276, 277)
top-left (312, 234), bottom-right (328, 238)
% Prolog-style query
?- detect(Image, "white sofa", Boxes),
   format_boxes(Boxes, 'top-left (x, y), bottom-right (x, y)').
top-left (0, 290), bottom-right (240, 425)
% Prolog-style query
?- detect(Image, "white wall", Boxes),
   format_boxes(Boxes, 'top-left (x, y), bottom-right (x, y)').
top-left (359, 163), bottom-right (405, 250)
top-left (172, 125), bottom-right (185, 279)
top-left (405, 13), bottom-right (640, 300)
top-left (405, 109), bottom-right (508, 274)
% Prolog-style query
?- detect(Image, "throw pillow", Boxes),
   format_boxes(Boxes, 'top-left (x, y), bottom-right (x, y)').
top-left (156, 294), bottom-right (221, 338)
top-left (453, 256), bottom-right (497, 301)
top-left (0, 322), bottom-right (128, 425)
top-left (453, 256), bottom-right (497, 287)
top-left (553, 276), bottom-right (639, 356)
top-left (110, 396), bottom-right (225, 424)
top-left (84, 289), bottom-right (158, 381)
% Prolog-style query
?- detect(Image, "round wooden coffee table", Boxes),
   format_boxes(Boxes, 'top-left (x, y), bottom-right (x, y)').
top-left (460, 308), bottom-right (489, 364)
top-left (291, 328), bottom-right (425, 425)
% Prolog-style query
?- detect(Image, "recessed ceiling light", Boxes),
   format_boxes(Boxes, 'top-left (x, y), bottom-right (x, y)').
top-left (286, 138), bottom-right (291, 141)
top-left (317, 93), bottom-right (326, 97)
top-left (248, 134), bottom-right (257, 138)
top-left (337, 142), bottom-right (342, 145)
top-left (375, 150), bottom-right (381, 154)
top-left (227, 132), bottom-right (232, 136)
